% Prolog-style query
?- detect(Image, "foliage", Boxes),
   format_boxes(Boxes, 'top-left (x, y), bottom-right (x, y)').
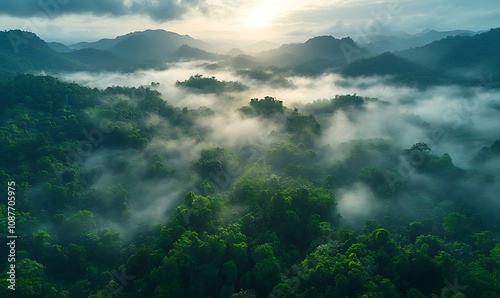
top-left (235, 69), bottom-right (295, 88)
top-left (0, 74), bottom-right (498, 298)
top-left (175, 74), bottom-right (248, 94)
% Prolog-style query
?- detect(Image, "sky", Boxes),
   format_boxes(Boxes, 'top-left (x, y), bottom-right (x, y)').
top-left (0, 0), bottom-right (498, 45)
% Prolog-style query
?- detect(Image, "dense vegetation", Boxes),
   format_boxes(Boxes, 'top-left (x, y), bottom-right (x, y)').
top-left (0, 74), bottom-right (498, 298)
top-left (2, 28), bottom-right (500, 88)
top-left (175, 75), bottom-right (248, 94)
top-left (235, 69), bottom-right (294, 89)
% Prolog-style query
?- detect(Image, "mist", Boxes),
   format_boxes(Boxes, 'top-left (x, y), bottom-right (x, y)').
top-left (40, 60), bottom-right (500, 232)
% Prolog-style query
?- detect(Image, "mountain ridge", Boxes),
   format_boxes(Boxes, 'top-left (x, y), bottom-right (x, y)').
top-left (1, 27), bottom-right (499, 87)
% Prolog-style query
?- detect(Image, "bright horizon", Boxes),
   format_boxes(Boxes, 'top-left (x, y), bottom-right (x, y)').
top-left (0, 0), bottom-right (498, 46)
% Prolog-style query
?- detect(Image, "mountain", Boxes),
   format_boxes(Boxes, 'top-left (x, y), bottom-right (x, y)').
top-left (0, 29), bottom-right (229, 74)
top-left (259, 36), bottom-right (368, 63)
top-left (256, 36), bottom-right (369, 74)
top-left (397, 27), bottom-right (500, 73)
top-left (0, 30), bottom-right (161, 75)
top-left (69, 37), bottom-right (124, 50)
top-left (69, 29), bottom-right (212, 63)
top-left (62, 48), bottom-right (124, 70)
top-left (363, 29), bottom-right (477, 53)
top-left (340, 52), bottom-right (428, 76)
top-left (226, 48), bottom-right (245, 56)
top-left (3, 27), bottom-right (499, 87)
top-left (417, 29), bottom-right (476, 40)
top-left (47, 42), bottom-right (73, 53)
top-left (0, 30), bottom-right (80, 76)
top-left (226, 54), bottom-right (262, 69)
top-left (204, 42), bottom-right (238, 54)
top-left (70, 29), bottom-right (207, 50)
top-left (243, 40), bottom-right (278, 53)
top-left (172, 45), bottom-right (228, 61)
top-left (339, 52), bottom-right (450, 86)
top-left (339, 28), bottom-right (500, 87)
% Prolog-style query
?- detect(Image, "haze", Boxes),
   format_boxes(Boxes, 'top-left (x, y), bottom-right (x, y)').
top-left (1, 0), bottom-right (498, 44)
top-left (1, 0), bottom-right (500, 297)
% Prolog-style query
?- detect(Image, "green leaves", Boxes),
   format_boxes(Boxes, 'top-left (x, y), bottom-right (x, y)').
top-left (175, 74), bottom-right (248, 94)
top-left (248, 96), bottom-right (285, 116)
top-left (2, 73), bottom-right (499, 298)
top-left (443, 212), bottom-right (471, 240)
top-left (221, 261), bottom-right (238, 285)
top-left (251, 244), bottom-right (282, 293)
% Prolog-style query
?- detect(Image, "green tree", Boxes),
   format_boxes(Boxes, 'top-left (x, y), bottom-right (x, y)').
top-left (221, 260), bottom-right (238, 285)
top-left (443, 212), bottom-right (471, 241)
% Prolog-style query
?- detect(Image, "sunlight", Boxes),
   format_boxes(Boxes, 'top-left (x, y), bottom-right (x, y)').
top-left (242, 5), bottom-right (274, 28)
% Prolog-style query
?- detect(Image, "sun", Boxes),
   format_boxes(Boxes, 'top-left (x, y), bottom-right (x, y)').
top-left (243, 6), bottom-right (274, 28)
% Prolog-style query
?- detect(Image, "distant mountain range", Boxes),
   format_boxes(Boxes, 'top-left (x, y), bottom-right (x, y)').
top-left (337, 28), bottom-right (500, 87)
top-left (0, 29), bottom-right (216, 74)
top-left (255, 36), bottom-right (370, 75)
top-left (0, 30), bottom-right (81, 76)
top-left (47, 42), bottom-right (73, 53)
top-left (362, 29), bottom-right (478, 53)
top-left (397, 28), bottom-right (500, 73)
top-left (1, 27), bottom-right (499, 87)
top-left (242, 40), bottom-right (278, 53)
top-left (338, 52), bottom-right (459, 87)
top-left (69, 29), bottom-right (214, 65)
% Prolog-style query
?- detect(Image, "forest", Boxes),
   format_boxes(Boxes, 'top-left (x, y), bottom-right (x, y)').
top-left (0, 72), bottom-right (499, 298)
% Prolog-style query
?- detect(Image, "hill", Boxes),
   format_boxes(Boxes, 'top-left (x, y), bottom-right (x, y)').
top-left (70, 29), bottom-right (212, 61)
top-left (62, 48), bottom-right (125, 70)
top-left (171, 44), bottom-right (227, 61)
top-left (243, 40), bottom-right (278, 53)
top-left (340, 52), bottom-right (434, 78)
top-left (254, 36), bottom-right (369, 75)
top-left (364, 29), bottom-right (477, 53)
top-left (397, 28), bottom-right (500, 73)
top-left (0, 30), bottom-right (81, 77)
top-left (2, 27), bottom-right (499, 87)
top-left (0, 29), bottom-right (220, 74)
top-left (47, 42), bottom-right (73, 53)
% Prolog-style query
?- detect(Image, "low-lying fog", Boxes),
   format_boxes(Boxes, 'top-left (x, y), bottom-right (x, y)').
top-left (45, 61), bottom-right (500, 228)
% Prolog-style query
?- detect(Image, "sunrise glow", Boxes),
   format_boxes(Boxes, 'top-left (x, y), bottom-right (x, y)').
top-left (242, 6), bottom-right (274, 28)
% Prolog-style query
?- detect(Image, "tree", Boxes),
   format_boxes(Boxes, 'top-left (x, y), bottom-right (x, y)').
top-left (410, 142), bottom-right (431, 153)
top-left (221, 261), bottom-right (238, 285)
top-left (15, 259), bottom-right (46, 297)
top-left (443, 212), bottom-right (471, 241)
top-left (489, 244), bottom-right (500, 265)
top-left (249, 96), bottom-right (284, 116)
top-left (252, 257), bottom-right (281, 293)
top-left (408, 222), bottom-right (424, 243)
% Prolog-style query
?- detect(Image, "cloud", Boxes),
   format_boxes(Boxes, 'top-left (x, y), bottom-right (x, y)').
top-left (1, 0), bottom-right (497, 46)
top-left (281, 0), bottom-right (499, 40)
top-left (47, 60), bottom-right (500, 231)
top-left (0, 0), bottom-right (205, 22)
top-left (337, 183), bottom-right (383, 225)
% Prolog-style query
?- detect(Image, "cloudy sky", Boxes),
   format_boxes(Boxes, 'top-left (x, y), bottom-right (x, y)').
top-left (0, 0), bottom-right (498, 45)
